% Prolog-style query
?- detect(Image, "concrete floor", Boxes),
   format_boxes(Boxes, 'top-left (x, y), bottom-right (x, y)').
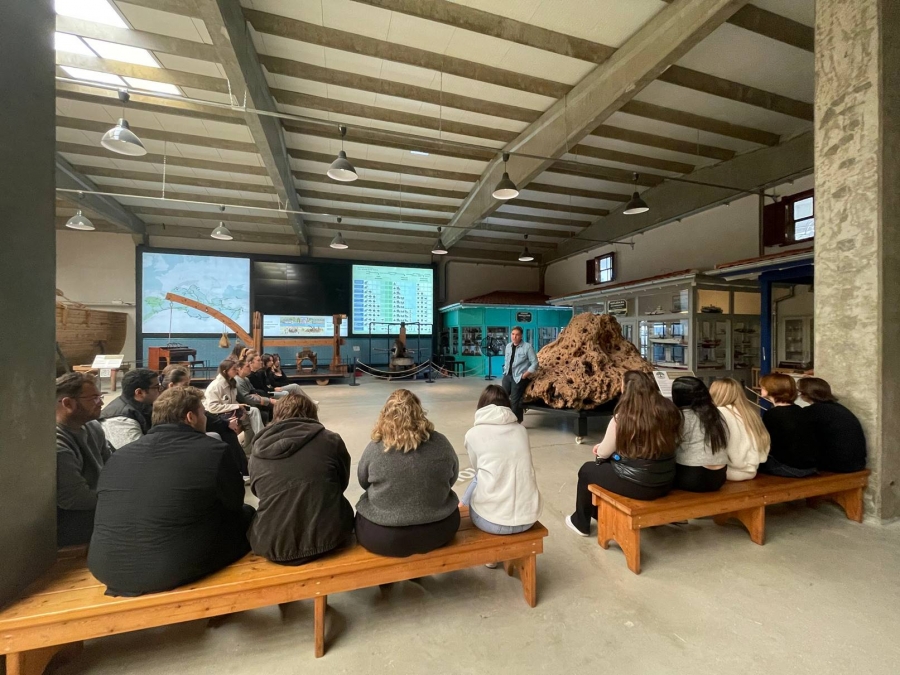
top-left (65, 376), bottom-right (900, 675)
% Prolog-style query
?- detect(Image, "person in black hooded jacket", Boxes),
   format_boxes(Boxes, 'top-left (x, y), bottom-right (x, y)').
top-left (88, 386), bottom-right (253, 596)
top-left (249, 393), bottom-right (353, 565)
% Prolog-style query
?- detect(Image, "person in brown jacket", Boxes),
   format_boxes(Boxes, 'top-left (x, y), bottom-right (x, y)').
top-left (248, 394), bottom-right (354, 565)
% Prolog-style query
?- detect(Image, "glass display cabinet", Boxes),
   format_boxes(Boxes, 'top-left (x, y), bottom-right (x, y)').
top-left (461, 326), bottom-right (482, 356)
top-left (551, 272), bottom-right (762, 385)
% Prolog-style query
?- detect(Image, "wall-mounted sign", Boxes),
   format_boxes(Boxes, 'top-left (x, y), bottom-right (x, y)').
top-left (516, 311), bottom-right (533, 323)
top-left (607, 300), bottom-right (628, 316)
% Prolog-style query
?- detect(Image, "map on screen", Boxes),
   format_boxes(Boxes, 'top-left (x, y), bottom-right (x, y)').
top-left (142, 252), bottom-right (250, 333)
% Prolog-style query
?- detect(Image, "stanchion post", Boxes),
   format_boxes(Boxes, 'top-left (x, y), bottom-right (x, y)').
top-left (426, 360), bottom-right (434, 383)
top-left (349, 357), bottom-right (359, 386)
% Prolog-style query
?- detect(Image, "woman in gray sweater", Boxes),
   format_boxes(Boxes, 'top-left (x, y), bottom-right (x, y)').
top-left (355, 389), bottom-right (460, 557)
top-left (672, 377), bottom-right (729, 492)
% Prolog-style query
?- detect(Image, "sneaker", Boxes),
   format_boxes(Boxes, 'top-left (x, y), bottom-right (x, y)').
top-left (484, 562), bottom-right (499, 569)
top-left (565, 515), bottom-right (590, 537)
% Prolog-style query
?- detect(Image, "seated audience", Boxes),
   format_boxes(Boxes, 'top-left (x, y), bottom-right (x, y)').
top-left (262, 353), bottom-right (307, 398)
top-left (205, 359), bottom-right (263, 449)
top-left (672, 377), bottom-right (728, 492)
top-left (270, 354), bottom-right (290, 385)
top-left (758, 373), bottom-right (817, 477)
top-left (798, 377), bottom-right (867, 472)
top-left (566, 371), bottom-right (680, 536)
top-left (709, 378), bottom-right (771, 481)
top-left (162, 365), bottom-right (247, 475)
top-left (55, 372), bottom-right (111, 547)
top-left (99, 368), bottom-right (160, 449)
top-left (355, 389), bottom-right (460, 557)
top-left (88, 387), bottom-right (254, 596)
top-left (249, 394), bottom-right (354, 565)
top-left (229, 343), bottom-right (248, 361)
top-left (235, 358), bottom-right (275, 423)
top-left (462, 385), bottom-right (542, 543)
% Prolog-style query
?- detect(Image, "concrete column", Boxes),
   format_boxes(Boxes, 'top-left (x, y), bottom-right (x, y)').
top-left (814, 0), bottom-right (900, 520)
top-left (0, 0), bottom-right (58, 604)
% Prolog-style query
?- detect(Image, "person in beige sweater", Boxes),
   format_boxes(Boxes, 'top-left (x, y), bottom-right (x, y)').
top-left (205, 359), bottom-right (263, 449)
top-left (709, 378), bottom-right (771, 481)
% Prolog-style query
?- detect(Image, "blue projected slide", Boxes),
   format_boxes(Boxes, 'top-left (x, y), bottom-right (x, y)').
top-left (142, 252), bottom-right (250, 333)
top-left (352, 265), bottom-right (433, 334)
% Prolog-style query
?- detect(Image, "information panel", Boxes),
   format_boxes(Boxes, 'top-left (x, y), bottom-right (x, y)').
top-left (263, 315), bottom-right (348, 337)
top-left (352, 265), bottom-right (433, 334)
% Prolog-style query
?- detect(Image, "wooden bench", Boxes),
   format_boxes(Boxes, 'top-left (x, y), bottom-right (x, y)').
top-left (0, 513), bottom-right (547, 673)
top-left (589, 471), bottom-right (869, 574)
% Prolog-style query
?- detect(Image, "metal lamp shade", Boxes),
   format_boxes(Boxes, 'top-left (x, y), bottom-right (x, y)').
top-left (100, 119), bottom-right (147, 157)
top-left (518, 246), bottom-right (534, 262)
top-left (492, 172), bottom-right (519, 200)
top-left (623, 191), bottom-right (650, 215)
top-left (330, 232), bottom-right (349, 249)
top-left (431, 237), bottom-right (448, 255)
top-left (65, 210), bottom-right (95, 231)
top-left (327, 151), bottom-right (358, 182)
top-left (210, 222), bottom-right (233, 240)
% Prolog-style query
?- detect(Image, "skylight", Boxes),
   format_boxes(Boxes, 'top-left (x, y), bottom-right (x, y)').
top-left (55, 32), bottom-right (96, 57)
top-left (123, 77), bottom-right (182, 95)
top-left (60, 66), bottom-right (126, 86)
top-left (55, 0), bottom-right (128, 28)
top-left (84, 39), bottom-right (159, 68)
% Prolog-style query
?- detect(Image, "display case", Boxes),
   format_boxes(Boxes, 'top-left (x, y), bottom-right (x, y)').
top-left (462, 326), bottom-right (483, 356)
top-left (778, 316), bottom-right (813, 369)
top-left (539, 326), bottom-right (561, 349)
top-left (486, 326), bottom-right (508, 356)
top-left (641, 318), bottom-right (690, 370)
top-left (450, 327), bottom-right (460, 356)
top-left (550, 272), bottom-right (762, 385)
top-left (732, 319), bottom-right (761, 370)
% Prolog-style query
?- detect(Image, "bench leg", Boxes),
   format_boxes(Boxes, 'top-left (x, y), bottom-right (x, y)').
top-left (314, 595), bottom-right (327, 658)
top-left (502, 554), bottom-right (538, 607)
top-left (809, 487), bottom-right (865, 523)
top-left (597, 500), bottom-right (641, 574)
top-left (713, 506), bottom-right (766, 545)
top-left (7, 642), bottom-right (83, 675)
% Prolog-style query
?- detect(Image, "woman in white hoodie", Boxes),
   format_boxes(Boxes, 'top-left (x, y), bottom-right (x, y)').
top-left (205, 359), bottom-right (263, 449)
top-left (462, 385), bottom-right (542, 536)
top-left (709, 378), bottom-right (771, 481)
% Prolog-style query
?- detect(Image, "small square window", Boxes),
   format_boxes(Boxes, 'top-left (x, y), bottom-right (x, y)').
top-left (795, 217), bottom-right (815, 241)
top-left (595, 253), bottom-right (615, 284)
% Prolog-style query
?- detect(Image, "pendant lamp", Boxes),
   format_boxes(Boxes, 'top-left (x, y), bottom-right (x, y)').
top-left (431, 227), bottom-right (448, 255)
top-left (210, 222), bottom-right (233, 240)
top-left (327, 126), bottom-right (358, 182)
top-left (65, 210), bottom-right (95, 231)
top-left (330, 217), bottom-right (349, 249)
top-left (518, 234), bottom-right (534, 262)
top-left (101, 91), bottom-right (147, 157)
top-left (492, 152), bottom-right (519, 200)
top-left (623, 172), bottom-right (649, 215)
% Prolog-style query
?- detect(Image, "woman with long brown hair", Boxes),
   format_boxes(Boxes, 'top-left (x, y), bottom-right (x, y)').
top-left (566, 370), bottom-right (681, 536)
top-left (355, 389), bottom-right (460, 557)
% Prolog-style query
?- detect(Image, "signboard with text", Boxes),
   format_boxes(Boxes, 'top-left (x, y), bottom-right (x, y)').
top-left (608, 300), bottom-right (628, 316)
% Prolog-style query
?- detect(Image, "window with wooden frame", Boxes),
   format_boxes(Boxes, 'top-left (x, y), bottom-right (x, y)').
top-left (763, 189), bottom-right (815, 246)
top-left (586, 252), bottom-right (616, 285)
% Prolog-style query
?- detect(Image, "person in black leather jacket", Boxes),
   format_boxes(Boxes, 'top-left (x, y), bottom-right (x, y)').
top-left (566, 371), bottom-right (682, 536)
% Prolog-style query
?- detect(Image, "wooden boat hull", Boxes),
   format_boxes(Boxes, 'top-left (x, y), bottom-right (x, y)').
top-left (56, 304), bottom-right (127, 369)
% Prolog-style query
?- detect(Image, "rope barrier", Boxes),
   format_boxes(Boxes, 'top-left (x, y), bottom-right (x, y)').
top-left (355, 360), bottom-right (433, 378)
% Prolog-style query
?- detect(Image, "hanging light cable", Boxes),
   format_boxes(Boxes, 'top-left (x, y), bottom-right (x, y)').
top-left (518, 234), bottom-right (534, 262)
top-left (101, 90), bottom-right (147, 157)
top-left (327, 125), bottom-right (358, 182)
top-left (330, 217), bottom-right (349, 249)
top-left (492, 152), bottom-right (519, 200)
top-left (431, 226), bottom-right (448, 255)
top-left (623, 172), bottom-right (649, 215)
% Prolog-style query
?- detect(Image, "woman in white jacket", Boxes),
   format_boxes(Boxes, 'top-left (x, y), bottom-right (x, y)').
top-left (205, 359), bottom-right (263, 446)
top-left (709, 378), bottom-right (771, 481)
top-left (462, 385), bottom-right (542, 537)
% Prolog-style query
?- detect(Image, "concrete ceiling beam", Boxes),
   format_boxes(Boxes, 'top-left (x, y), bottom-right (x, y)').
top-left (442, 0), bottom-right (749, 247)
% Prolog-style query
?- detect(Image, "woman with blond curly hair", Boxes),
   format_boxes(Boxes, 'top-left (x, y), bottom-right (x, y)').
top-left (355, 389), bottom-right (460, 557)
